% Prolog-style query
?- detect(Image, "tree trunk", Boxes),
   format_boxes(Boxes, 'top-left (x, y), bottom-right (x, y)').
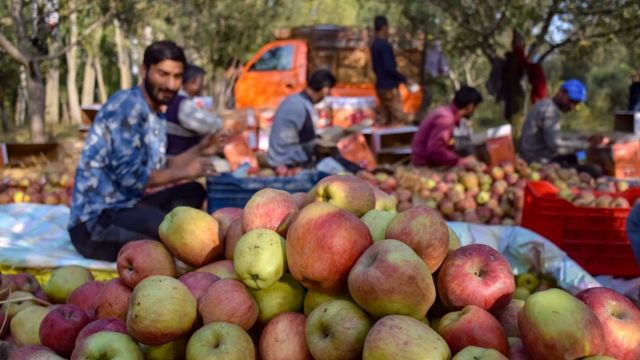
top-left (66, 0), bottom-right (81, 125)
top-left (26, 65), bottom-right (46, 142)
top-left (15, 68), bottom-right (27, 127)
top-left (0, 100), bottom-right (9, 133)
top-left (114, 18), bottom-right (132, 89)
top-left (94, 55), bottom-right (107, 103)
top-left (45, 58), bottom-right (60, 125)
top-left (81, 53), bottom-right (96, 105)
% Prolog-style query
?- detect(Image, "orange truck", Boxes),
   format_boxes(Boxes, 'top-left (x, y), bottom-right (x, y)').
top-left (234, 25), bottom-right (424, 121)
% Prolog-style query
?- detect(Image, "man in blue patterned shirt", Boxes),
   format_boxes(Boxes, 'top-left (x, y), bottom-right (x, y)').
top-left (69, 41), bottom-right (221, 261)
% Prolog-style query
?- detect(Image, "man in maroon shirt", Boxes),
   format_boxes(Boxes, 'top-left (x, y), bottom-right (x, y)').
top-left (411, 86), bottom-right (483, 167)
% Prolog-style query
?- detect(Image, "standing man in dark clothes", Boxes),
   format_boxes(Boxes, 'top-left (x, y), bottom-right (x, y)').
top-left (165, 64), bottom-right (223, 156)
top-left (370, 15), bottom-right (408, 125)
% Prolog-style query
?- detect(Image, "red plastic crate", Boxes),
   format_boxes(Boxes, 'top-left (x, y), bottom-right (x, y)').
top-left (521, 181), bottom-right (640, 277)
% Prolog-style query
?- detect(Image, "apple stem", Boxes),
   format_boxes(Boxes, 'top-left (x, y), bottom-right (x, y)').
top-left (0, 295), bottom-right (51, 307)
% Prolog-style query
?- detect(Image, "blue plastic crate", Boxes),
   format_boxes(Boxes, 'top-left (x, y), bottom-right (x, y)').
top-left (206, 171), bottom-right (329, 212)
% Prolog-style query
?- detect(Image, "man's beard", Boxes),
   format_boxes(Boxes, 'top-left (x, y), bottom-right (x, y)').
top-left (144, 77), bottom-right (178, 106)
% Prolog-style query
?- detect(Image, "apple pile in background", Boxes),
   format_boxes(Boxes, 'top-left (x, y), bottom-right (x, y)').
top-left (358, 159), bottom-right (638, 225)
top-left (0, 164), bottom-right (74, 206)
top-left (1, 174), bottom-right (639, 360)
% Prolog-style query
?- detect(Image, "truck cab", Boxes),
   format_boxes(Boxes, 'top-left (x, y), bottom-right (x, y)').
top-left (234, 25), bottom-right (423, 119)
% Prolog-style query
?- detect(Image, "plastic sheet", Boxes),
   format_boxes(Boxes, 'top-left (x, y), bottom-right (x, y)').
top-left (448, 222), bottom-right (602, 295)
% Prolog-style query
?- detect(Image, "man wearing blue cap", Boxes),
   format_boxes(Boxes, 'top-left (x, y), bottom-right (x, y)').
top-left (519, 79), bottom-right (587, 163)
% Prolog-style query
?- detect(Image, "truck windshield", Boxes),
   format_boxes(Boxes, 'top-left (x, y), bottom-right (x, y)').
top-left (250, 45), bottom-right (294, 72)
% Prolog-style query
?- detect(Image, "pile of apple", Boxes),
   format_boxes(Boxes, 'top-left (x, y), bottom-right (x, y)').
top-left (0, 165), bottom-right (74, 206)
top-left (358, 159), bottom-right (639, 225)
top-left (1, 174), bottom-right (639, 360)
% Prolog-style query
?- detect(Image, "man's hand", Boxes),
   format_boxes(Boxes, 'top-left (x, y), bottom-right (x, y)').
top-left (198, 131), bottom-right (231, 156)
top-left (458, 155), bottom-right (478, 166)
top-left (184, 156), bottom-right (218, 179)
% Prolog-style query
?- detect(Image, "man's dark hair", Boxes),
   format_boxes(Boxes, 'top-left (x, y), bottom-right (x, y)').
top-left (308, 69), bottom-right (336, 91)
top-left (183, 64), bottom-right (205, 84)
top-left (374, 16), bottom-right (388, 32)
top-left (453, 86), bottom-right (483, 108)
top-left (143, 40), bottom-right (186, 68)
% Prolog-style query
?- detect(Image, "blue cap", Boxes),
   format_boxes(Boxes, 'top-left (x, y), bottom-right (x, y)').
top-left (561, 79), bottom-right (587, 102)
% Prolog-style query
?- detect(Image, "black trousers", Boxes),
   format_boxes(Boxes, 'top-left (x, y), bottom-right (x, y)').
top-left (69, 182), bottom-right (206, 262)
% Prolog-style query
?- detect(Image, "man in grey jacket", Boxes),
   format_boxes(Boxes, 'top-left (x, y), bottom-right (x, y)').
top-left (267, 70), bottom-right (336, 175)
top-left (519, 79), bottom-right (587, 163)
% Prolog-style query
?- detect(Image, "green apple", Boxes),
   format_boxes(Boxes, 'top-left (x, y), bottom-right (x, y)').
top-left (44, 266), bottom-right (93, 303)
top-left (361, 210), bottom-right (396, 242)
top-left (452, 346), bottom-right (508, 359)
top-left (371, 187), bottom-right (397, 212)
top-left (303, 289), bottom-right (352, 316)
top-left (234, 229), bottom-right (286, 290)
top-left (305, 300), bottom-right (372, 360)
top-left (250, 273), bottom-right (305, 323)
top-left (2, 291), bottom-right (39, 318)
top-left (196, 260), bottom-right (238, 280)
top-left (363, 314), bottom-right (450, 360)
top-left (159, 206), bottom-right (223, 267)
top-left (448, 227), bottom-right (461, 252)
top-left (311, 175), bottom-right (375, 217)
top-left (516, 273), bottom-right (540, 292)
top-left (70, 331), bottom-right (143, 360)
top-left (10, 305), bottom-right (51, 346)
top-left (186, 322), bottom-right (255, 360)
top-left (142, 337), bottom-right (187, 360)
top-left (127, 276), bottom-right (197, 346)
top-left (513, 287), bottom-right (531, 301)
top-left (519, 288), bottom-right (605, 360)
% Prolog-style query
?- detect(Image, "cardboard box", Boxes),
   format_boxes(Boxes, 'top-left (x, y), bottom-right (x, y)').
top-left (336, 133), bottom-right (377, 171)
top-left (587, 136), bottom-right (640, 179)
top-left (472, 124), bottom-right (516, 166)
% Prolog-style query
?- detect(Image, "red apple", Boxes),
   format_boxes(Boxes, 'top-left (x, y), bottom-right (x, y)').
top-left (178, 271), bottom-right (219, 300)
top-left (437, 305), bottom-right (509, 356)
top-left (8, 345), bottom-right (63, 360)
top-left (66, 281), bottom-right (104, 319)
top-left (348, 239), bottom-right (436, 318)
top-left (116, 240), bottom-right (176, 289)
top-left (39, 304), bottom-right (91, 357)
top-left (509, 338), bottom-right (530, 360)
top-left (11, 273), bottom-right (41, 293)
top-left (385, 206), bottom-right (449, 272)
top-left (94, 279), bottom-right (131, 322)
top-left (437, 244), bottom-right (515, 311)
top-left (259, 312), bottom-right (312, 360)
top-left (518, 288), bottom-right (605, 359)
top-left (363, 314), bottom-right (450, 359)
top-left (287, 202), bottom-right (372, 294)
top-left (75, 318), bottom-right (127, 346)
top-left (211, 207), bottom-right (243, 237)
top-left (196, 259), bottom-right (238, 280)
top-left (242, 188), bottom-right (298, 235)
top-left (291, 192), bottom-right (309, 209)
top-left (576, 287), bottom-right (640, 360)
top-left (224, 219), bottom-right (244, 260)
top-left (198, 278), bottom-right (258, 330)
top-left (493, 299), bottom-right (524, 338)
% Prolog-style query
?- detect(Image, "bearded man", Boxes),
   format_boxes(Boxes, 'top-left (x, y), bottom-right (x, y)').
top-left (68, 41), bottom-right (222, 261)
